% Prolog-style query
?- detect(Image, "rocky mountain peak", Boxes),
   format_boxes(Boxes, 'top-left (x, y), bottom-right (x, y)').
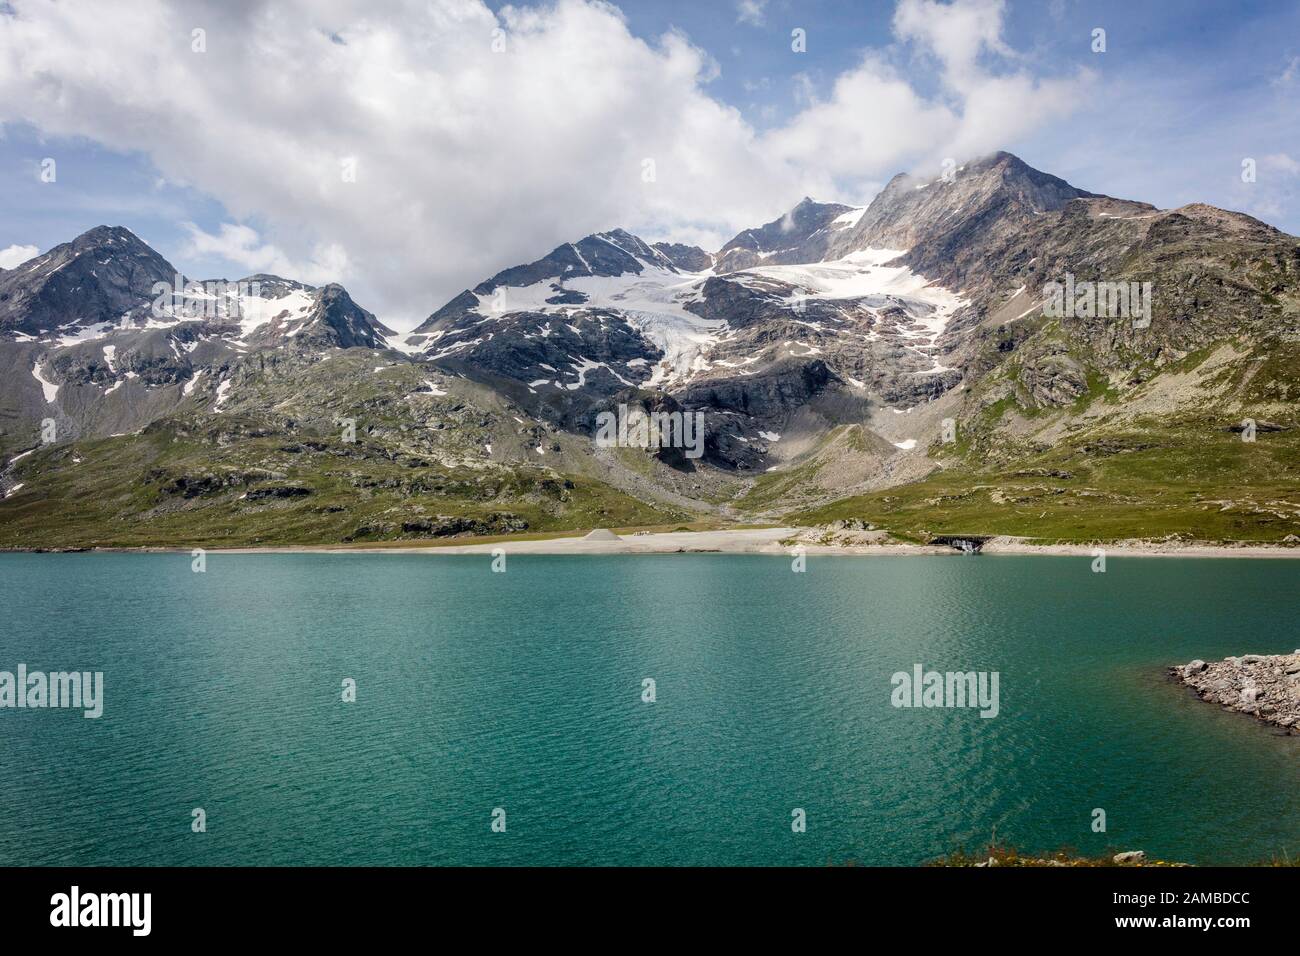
top-left (235, 273), bottom-right (314, 299)
top-left (823, 151), bottom-right (1103, 290)
top-left (461, 227), bottom-right (666, 299)
top-left (714, 197), bottom-right (860, 273)
top-left (650, 242), bottom-right (713, 273)
top-left (833, 151), bottom-right (1096, 255)
top-left (310, 282), bottom-right (395, 348)
top-left (232, 278), bottom-right (394, 350)
top-left (70, 224), bottom-right (147, 251)
top-left (0, 224), bottom-right (178, 338)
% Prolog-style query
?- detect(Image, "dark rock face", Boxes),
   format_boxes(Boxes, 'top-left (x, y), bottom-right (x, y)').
top-left (695, 425), bottom-right (762, 472)
top-left (651, 242), bottom-right (713, 272)
top-left (258, 283), bottom-right (394, 350)
top-left (0, 226), bottom-right (177, 338)
top-left (685, 275), bottom-right (793, 329)
top-left (590, 389), bottom-right (699, 471)
top-left (714, 198), bottom-right (858, 273)
top-left (245, 485), bottom-right (313, 500)
top-left (680, 359), bottom-right (833, 417)
top-left (397, 512), bottom-right (528, 537)
top-left (153, 468), bottom-right (287, 498)
top-left (160, 474), bottom-right (237, 498)
top-left (545, 288), bottom-right (588, 305)
top-left (427, 308), bottom-right (661, 405)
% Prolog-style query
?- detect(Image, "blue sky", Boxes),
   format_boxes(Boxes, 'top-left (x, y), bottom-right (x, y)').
top-left (0, 0), bottom-right (1296, 328)
top-left (555, 0), bottom-right (1300, 218)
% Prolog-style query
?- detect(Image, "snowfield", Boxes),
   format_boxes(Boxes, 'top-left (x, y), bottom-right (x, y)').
top-left (741, 248), bottom-right (967, 372)
top-left (447, 244), bottom-right (965, 387)
top-left (212, 378), bottom-right (233, 411)
top-left (223, 287), bottom-right (316, 342)
top-left (468, 263), bottom-right (724, 386)
top-left (31, 362), bottom-right (59, 403)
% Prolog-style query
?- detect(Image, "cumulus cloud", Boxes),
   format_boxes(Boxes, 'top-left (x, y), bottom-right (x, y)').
top-left (765, 56), bottom-right (957, 184)
top-left (767, 0), bottom-right (1090, 191)
top-left (894, 0), bottom-right (1015, 85)
top-left (0, 243), bottom-right (39, 269)
top-left (0, 0), bottom-right (1089, 328)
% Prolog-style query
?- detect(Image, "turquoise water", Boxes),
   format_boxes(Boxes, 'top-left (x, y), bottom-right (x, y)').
top-left (1, 552), bottom-right (1298, 866)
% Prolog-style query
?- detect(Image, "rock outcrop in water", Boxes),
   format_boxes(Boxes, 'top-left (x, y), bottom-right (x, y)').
top-left (1173, 651), bottom-right (1300, 732)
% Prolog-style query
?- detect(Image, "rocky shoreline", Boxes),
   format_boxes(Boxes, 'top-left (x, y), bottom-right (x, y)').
top-left (932, 846), bottom-right (1192, 867)
top-left (1173, 651), bottom-right (1300, 733)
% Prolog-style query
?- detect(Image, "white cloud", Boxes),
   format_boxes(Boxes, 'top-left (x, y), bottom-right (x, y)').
top-left (1263, 153), bottom-right (1300, 176)
top-left (0, 0), bottom-right (1088, 329)
top-left (893, 0), bottom-right (1015, 86)
top-left (767, 0), bottom-right (1090, 189)
top-left (181, 223), bottom-right (349, 285)
top-left (735, 0), bottom-right (767, 27)
top-left (0, 243), bottom-right (39, 269)
top-left (765, 55), bottom-right (956, 185)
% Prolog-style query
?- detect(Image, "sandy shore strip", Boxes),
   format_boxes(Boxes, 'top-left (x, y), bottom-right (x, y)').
top-left (202, 528), bottom-right (1300, 557)
top-left (980, 536), bottom-right (1300, 559)
top-left (382, 527), bottom-right (800, 555)
top-left (220, 527), bottom-right (806, 555)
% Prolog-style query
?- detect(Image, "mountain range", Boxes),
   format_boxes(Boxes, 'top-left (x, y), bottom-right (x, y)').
top-left (2, 151), bottom-right (1298, 549)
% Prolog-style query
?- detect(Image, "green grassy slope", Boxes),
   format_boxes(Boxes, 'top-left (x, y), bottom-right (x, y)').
top-left (795, 417), bottom-right (1300, 543)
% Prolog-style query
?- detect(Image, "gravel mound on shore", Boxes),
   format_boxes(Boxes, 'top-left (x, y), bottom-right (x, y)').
top-left (1172, 651), bottom-right (1300, 732)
